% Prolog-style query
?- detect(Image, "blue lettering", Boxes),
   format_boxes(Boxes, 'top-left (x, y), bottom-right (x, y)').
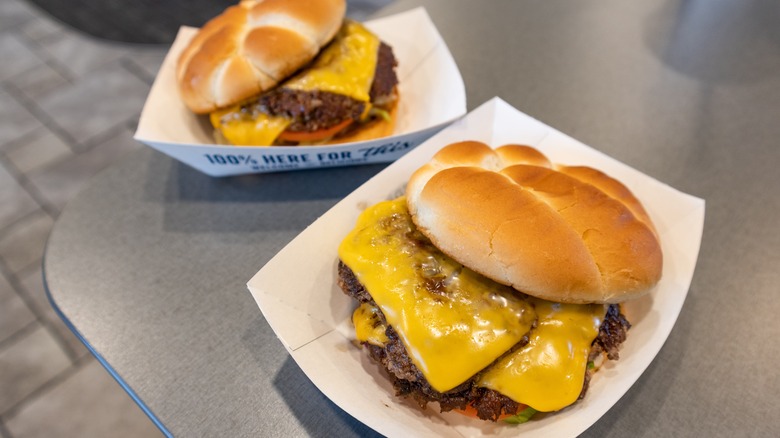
top-left (358, 141), bottom-right (411, 158)
top-left (262, 154), bottom-right (310, 164)
top-left (317, 151), bottom-right (352, 161)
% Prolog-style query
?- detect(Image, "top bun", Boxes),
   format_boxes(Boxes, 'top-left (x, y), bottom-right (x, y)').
top-left (406, 141), bottom-right (663, 304)
top-left (177, 0), bottom-right (346, 114)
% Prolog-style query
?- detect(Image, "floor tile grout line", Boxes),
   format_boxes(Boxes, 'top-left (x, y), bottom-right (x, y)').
top-left (0, 153), bottom-right (60, 225)
top-left (0, 352), bottom-right (94, 423)
top-left (119, 56), bottom-right (158, 86)
top-left (0, 206), bottom-right (54, 248)
top-left (79, 115), bottom-right (139, 151)
top-left (0, 8), bottom-right (35, 35)
top-left (0, 417), bottom-right (12, 438)
top-left (4, 88), bottom-right (141, 156)
top-left (0, 112), bottom-right (144, 232)
top-left (22, 24), bottom-right (69, 48)
top-left (0, 122), bottom-right (43, 154)
top-left (2, 83), bottom-right (80, 152)
top-left (12, 260), bottom-right (47, 284)
top-left (14, 24), bottom-right (78, 84)
top-left (27, 302), bottom-right (86, 364)
top-left (19, 24), bottom-right (163, 88)
top-left (0, 126), bottom-right (67, 174)
top-left (0, 257), bottom-right (83, 364)
top-left (0, 61), bottom-right (67, 91)
top-left (0, 320), bottom-right (40, 353)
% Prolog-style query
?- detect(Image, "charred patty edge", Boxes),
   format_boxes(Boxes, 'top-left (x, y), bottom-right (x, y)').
top-left (337, 260), bottom-right (631, 422)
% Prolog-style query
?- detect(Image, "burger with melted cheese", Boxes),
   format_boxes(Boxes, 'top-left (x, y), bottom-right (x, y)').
top-left (176, 0), bottom-right (398, 146)
top-left (337, 141), bottom-right (663, 423)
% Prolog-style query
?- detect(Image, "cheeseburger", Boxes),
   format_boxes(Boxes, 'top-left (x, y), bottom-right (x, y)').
top-left (337, 141), bottom-right (662, 423)
top-left (176, 0), bottom-right (399, 146)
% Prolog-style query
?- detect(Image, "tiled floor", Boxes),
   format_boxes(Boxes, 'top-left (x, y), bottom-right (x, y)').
top-left (0, 1), bottom-right (389, 436)
top-left (0, 0), bottom-right (166, 436)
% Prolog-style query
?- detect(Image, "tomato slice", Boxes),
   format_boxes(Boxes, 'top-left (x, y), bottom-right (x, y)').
top-left (277, 119), bottom-right (354, 142)
top-left (455, 404), bottom-right (484, 419)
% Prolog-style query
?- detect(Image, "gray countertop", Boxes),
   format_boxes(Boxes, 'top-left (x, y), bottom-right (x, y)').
top-left (44, 0), bottom-right (780, 436)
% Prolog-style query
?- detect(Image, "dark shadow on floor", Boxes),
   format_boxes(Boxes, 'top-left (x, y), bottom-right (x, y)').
top-left (25, 0), bottom-right (236, 43)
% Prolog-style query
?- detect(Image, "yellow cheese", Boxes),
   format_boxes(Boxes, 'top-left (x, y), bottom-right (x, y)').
top-left (352, 302), bottom-right (389, 346)
top-left (340, 197), bottom-right (611, 412)
top-left (339, 198), bottom-right (536, 392)
top-left (210, 20), bottom-right (379, 145)
top-left (210, 109), bottom-right (290, 147)
top-left (477, 299), bottom-right (607, 412)
top-left (284, 20), bottom-right (379, 102)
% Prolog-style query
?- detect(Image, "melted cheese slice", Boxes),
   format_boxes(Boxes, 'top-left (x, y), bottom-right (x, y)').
top-left (211, 20), bottom-right (379, 146)
top-left (477, 300), bottom-right (606, 412)
top-left (210, 110), bottom-right (290, 147)
top-left (284, 20), bottom-right (379, 102)
top-left (339, 198), bottom-right (536, 392)
top-left (342, 197), bottom-right (614, 412)
top-left (352, 302), bottom-right (389, 347)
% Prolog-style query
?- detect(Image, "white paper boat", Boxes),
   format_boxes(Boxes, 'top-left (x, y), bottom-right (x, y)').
top-left (247, 97), bottom-right (706, 437)
top-left (134, 7), bottom-right (466, 176)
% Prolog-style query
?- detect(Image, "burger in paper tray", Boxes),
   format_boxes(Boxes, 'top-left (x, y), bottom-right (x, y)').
top-left (133, 1), bottom-right (466, 176)
top-left (246, 99), bottom-right (706, 437)
top-left (337, 140), bottom-right (662, 423)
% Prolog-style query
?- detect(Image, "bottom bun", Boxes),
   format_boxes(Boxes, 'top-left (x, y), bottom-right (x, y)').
top-left (327, 99), bottom-right (398, 145)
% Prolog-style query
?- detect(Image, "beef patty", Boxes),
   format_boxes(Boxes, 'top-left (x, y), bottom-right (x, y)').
top-left (337, 260), bottom-right (631, 422)
top-left (242, 42), bottom-right (398, 134)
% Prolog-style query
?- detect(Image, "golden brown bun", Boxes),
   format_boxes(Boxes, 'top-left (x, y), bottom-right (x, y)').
top-left (177, 0), bottom-right (346, 114)
top-left (406, 141), bottom-right (662, 304)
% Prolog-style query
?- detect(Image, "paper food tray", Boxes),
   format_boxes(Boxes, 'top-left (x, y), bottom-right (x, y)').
top-left (247, 97), bottom-right (706, 437)
top-left (134, 7), bottom-right (466, 176)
